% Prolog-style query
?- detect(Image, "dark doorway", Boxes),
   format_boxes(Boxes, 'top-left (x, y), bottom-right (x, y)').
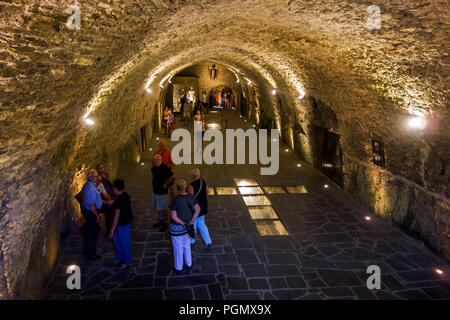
top-left (311, 126), bottom-right (343, 187)
top-left (140, 126), bottom-right (147, 152)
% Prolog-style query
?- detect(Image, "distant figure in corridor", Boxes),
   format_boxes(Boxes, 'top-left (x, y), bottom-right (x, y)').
top-left (163, 106), bottom-right (170, 136)
top-left (166, 108), bottom-right (175, 137)
top-left (179, 93), bottom-right (187, 121)
top-left (108, 179), bottom-right (134, 271)
top-left (188, 168), bottom-right (212, 249)
top-left (184, 101), bottom-right (193, 124)
top-left (193, 110), bottom-right (203, 153)
top-left (81, 169), bottom-right (103, 260)
top-left (154, 140), bottom-right (175, 198)
top-left (169, 179), bottom-right (200, 274)
top-left (151, 154), bottom-right (175, 231)
top-left (96, 163), bottom-right (113, 197)
top-left (202, 90), bottom-right (208, 112)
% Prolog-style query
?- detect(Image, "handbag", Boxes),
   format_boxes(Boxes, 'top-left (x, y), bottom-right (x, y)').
top-left (182, 196), bottom-right (196, 239)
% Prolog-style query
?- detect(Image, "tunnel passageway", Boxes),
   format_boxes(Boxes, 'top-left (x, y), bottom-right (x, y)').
top-left (0, 0), bottom-right (449, 300)
top-left (41, 110), bottom-right (450, 300)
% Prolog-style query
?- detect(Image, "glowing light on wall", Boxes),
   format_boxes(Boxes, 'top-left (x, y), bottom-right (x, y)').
top-left (145, 87), bottom-right (152, 94)
top-left (272, 89), bottom-right (277, 95)
top-left (298, 87), bottom-right (305, 99)
top-left (84, 118), bottom-right (94, 126)
top-left (408, 116), bottom-right (427, 131)
top-left (83, 56), bottom-right (137, 120)
top-left (435, 268), bottom-right (444, 275)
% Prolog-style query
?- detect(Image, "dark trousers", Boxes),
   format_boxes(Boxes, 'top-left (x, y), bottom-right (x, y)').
top-left (103, 204), bottom-right (113, 235)
top-left (82, 208), bottom-right (100, 257)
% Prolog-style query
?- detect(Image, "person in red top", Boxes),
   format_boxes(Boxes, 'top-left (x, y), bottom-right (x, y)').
top-left (154, 140), bottom-right (175, 198)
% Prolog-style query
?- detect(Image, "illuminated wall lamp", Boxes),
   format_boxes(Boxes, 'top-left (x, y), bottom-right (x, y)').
top-left (84, 118), bottom-right (95, 126)
top-left (145, 87), bottom-right (152, 94)
top-left (298, 88), bottom-right (305, 99)
top-left (435, 268), bottom-right (444, 275)
top-left (271, 89), bottom-right (277, 95)
top-left (408, 116), bottom-right (427, 131)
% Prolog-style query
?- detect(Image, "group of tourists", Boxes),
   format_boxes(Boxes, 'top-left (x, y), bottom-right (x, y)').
top-left (80, 164), bottom-right (133, 271)
top-left (163, 105), bottom-right (207, 139)
top-left (150, 140), bottom-right (212, 274)
top-left (79, 140), bottom-right (211, 275)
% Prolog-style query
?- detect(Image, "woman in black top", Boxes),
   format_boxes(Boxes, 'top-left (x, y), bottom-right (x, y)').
top-left (108, 179), bottom-right (134, 270)
top-left (187, 168), bottom-right (212, 249)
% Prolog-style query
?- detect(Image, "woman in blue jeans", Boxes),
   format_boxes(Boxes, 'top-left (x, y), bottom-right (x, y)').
top-left (187, 168), bottom-right (212, 249)
top-left (108, 179), bottom-right (134, 271)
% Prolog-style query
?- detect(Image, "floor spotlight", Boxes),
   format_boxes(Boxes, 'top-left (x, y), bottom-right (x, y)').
top-left (141, 162), bottom-right (144, 166)
top-left (297, 163), bottom-right (301, 167)
top-left (435, 268), bottom-right (444, 275)
top-left (324, 184), bottom-right (329, 189)
top-left (365, 216), bottom-right (371, 221)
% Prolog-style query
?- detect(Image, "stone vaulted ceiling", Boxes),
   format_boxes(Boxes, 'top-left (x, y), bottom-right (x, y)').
top-left (0, 0), bottom-right (448, 298)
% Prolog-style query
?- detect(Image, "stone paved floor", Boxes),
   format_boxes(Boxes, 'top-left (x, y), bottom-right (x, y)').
top-left (42, 109), bottom-right (450, 300)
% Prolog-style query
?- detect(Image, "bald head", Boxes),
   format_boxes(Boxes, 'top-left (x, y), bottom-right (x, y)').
top-left (153, 154), bottom-right (162, 167)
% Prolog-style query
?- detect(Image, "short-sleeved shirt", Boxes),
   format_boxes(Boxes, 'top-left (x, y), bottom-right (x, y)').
top-left (154, 149), bottom-right (173, 169)
top-left (151, 163), bottom-right (173, 195)
top-left (82, 181), bottom-right (102, 211)
top-left (100, 173), bottom-right (114, 196)
top-left (170, 194), bottom-right (197, 226)
top-left (96, 183), bottom-right (107, 196)
top-left (112, 192), bottom-right (133, 226)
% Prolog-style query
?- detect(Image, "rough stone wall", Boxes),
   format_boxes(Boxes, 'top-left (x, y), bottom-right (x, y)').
top-left (0, 0), bottom-right (448, 298)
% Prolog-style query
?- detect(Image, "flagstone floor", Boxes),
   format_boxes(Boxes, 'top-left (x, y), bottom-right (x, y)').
top-left (42, 109), bottom-right (450, 300)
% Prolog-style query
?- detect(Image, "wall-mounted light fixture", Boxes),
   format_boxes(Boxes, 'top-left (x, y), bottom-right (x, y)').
top-left (298, 87), bottom-right (305, 99)
top-left (84, 118), bottom-right (95, 126)
top-left (408, 116), bottom-right (427, 131)
top-left (271, 89), bottom-right (277, 95)
top-left (145, 87), bottom-right (152, 94)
